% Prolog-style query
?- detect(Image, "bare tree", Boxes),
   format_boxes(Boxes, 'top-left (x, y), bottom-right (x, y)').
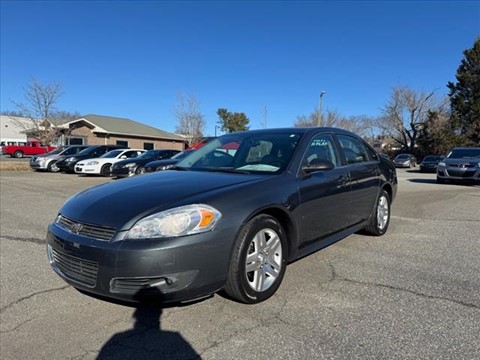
top-left (174, 92), bottom-right (206, 147)
top-left (11, 78), bottom-right (71, 145)
top-left (294, 109), bottom-right (374, 138)
top-left (377, 85), bottom-right (448, 152)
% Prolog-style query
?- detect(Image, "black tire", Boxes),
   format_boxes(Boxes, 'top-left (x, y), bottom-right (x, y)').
top-left (436, 177), bottom-right (445, 184)
top-left (364, 189), bottom-right (391, 236)
top-left (224, 214), bottom-right (288, 304)
top-left (135, 166), bottom-right (145, 175)
top-left (101, 164), bottom-right (112, 177)
top-left (47, 161), bottom-right (55, 172)
top-left (13, 150), bottom-right (23, 158)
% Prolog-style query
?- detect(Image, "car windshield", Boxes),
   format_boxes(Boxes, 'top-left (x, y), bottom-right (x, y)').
top-left (100, 150), bottom-right (123, 158)
top-left (395, 154), bottom-right (410, 159)
top-left (176, 131), bottom-right (303, 174)
top-left (423, 156), bottom-right (442, 161)
top-left (447, 149), bottom-right (480, 159)
top-left (171, 150), bottom-right (194, 160)
top-left (136, 150), bottom-right (163, 159)
top-left (46, 147), bottom-right (65, 155)
top-left (77, 147), bottom-right (99, 156)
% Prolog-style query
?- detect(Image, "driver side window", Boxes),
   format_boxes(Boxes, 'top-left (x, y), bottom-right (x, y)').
top-left (302, 134), bottom-right (339, 167)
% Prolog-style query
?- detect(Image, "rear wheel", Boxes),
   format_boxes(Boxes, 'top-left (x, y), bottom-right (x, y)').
top-left (224, 214), bottom-right (287, 304)
top-left (364, 189), bottom-right (390, 236)
top-left (13, 150), bottom-right (23, 158)
top-left (135, 166), bottom-right (145, 175)
top-left (101, 164), bottom-right (112, 177)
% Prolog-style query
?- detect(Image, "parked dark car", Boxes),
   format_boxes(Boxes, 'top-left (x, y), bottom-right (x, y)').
top-left (55, 145), bottom-right (128, 173)
top-left (393, 153), bottom-right (417, 168)
top-left (110, 149), bottom-right (180, 177)
top-left (47, 128), bottom-right (397, 305)
top-left (419, 155), bottom-right (444, 173)
top-left (436, 147), bottom-right (480, 184)
top-left (30, 145), bottom-right (90, 172)
top-left (144, 150), bottom-right (195, 173)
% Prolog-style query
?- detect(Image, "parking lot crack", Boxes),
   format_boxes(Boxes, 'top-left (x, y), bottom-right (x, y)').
top-left (336, 276), bottom-right (479, 311)
top-left (0, 317), bottom-right (34, 334)
top-left (0, 285), bottom-right (70, 313)
top-left (1, 235), bottom-right (45, 245)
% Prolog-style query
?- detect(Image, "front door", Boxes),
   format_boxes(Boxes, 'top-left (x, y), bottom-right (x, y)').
top-left (297, 133), bottom-right (351, 245)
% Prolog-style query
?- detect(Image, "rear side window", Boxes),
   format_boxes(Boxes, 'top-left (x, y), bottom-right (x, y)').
top-left (337, 135), bottom-right (370, 164)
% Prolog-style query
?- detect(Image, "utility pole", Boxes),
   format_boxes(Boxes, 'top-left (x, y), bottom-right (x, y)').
top-left (318, 91), bottom-right (326, 126)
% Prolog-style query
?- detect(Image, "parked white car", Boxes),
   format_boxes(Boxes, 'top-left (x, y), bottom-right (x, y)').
top-left (75, 149), bottom-right (145, 176)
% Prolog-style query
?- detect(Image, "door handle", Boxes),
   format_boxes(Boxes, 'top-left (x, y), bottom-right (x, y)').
top-left (337, 175), bottom-right (348, 186)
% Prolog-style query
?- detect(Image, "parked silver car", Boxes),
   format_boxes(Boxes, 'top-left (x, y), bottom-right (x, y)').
top-left (436, 147), bottom-right (480, 184)
top-left (29, 145), bottom-right (89, 172)
top-left (393, 153), bottom-right (417, 168)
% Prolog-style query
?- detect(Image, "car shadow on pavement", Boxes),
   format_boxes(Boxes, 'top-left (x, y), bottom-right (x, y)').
top-left (408, 179), bottom-right (438, 184)
top-left (96, 305), bottom-right (201, 360)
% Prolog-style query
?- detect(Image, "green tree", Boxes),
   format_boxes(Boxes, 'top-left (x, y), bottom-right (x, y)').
top-left (216, 108), bottom-right (250, 133)
top-left (416, 110), bottom-right (461, 156)
top-left (447, 37), bottom-right (480, 145)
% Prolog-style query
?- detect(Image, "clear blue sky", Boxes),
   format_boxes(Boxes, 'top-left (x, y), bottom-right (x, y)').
top-left (1, 1), bottom-right (479, 136)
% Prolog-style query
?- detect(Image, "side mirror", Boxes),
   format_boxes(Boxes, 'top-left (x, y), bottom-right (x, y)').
top-left (302, 159), bottom-right (335, 174)
top-left (120, 155), bottom-right (127, 159)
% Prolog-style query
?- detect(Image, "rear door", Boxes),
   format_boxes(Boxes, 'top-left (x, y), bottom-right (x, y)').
top-left (335, 134), bottom-right (380, 225)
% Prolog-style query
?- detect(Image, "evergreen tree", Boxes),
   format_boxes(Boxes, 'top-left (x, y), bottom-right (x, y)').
top-left (216, 108), bottom-right (250, 133)
top-left (447, 38), bottom-right (480, 145)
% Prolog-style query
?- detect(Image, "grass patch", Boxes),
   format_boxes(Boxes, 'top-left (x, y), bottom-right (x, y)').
top-left (0, 162), bottom-right (31, 171)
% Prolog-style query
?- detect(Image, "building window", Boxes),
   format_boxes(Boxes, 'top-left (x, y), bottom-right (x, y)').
top-left (116, 140), bottom-right (129, 147)
top-left (66, 137), bottom-right (85, 145)
top-left (143, 142), bottom-right (154, 150)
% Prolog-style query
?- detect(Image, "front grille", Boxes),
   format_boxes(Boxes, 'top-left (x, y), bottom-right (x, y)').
top-left (449, 163), bottom-right (476, 168)
top-left (57, 215), bottom-right (116, 241)
top-left (447, 170), bottom-right (476, 178)
top-left (50, 247), bottom-right (98, 287)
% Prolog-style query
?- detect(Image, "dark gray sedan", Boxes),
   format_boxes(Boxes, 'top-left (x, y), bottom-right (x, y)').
top-left (46, 128), bottom-right (397, 304)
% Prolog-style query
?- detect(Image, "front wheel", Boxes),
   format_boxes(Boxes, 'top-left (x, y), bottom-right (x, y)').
top-left (135, 166), bottom-right (145, 175)
top-left (224, 214), bottom-right (288, 304)
top-left (364, 189), bottom-right (391, 236)
top-left (101, 164), bottom-right (111, 177)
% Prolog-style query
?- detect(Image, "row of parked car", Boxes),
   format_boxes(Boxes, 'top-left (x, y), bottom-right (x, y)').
top-left (29, 144), bottom-right (190, 177)
top-left (389, 148), bottom-right (480, 184)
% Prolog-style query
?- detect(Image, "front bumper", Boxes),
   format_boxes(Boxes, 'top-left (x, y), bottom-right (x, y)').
top-left (393, 162), bottom-right (411, 168)
top-left (419, 164), bottom-right (437, 172)
top-left (46, 221), bottom-right (231, 303)
top-left (437, 166), bottom-right (480, 182)
top-left (110, 166), bottom-right (135, 178)
top-left (30, 159), bottom-right (47, 170)
top-left (75, 163), bottom-right (100, 174)
top-left (56, 160), bottom-right (77, 172)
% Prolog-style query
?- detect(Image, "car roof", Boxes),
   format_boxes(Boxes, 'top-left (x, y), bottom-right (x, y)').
top-left (221, 127), bottom-right (362, 137)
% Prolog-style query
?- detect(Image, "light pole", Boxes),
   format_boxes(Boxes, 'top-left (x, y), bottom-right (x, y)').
top-left (318, 91), bottom-right (326, 126)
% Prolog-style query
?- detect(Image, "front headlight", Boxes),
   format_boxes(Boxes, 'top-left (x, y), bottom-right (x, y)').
top-left (125, 163), bottom-right (137, 168)
top-left (86, 161), bottom-right (99, 165)
top-left (65, 157), bottom-right (76, 162)
top-left (125, 204), bottom-right (222, 239)
top-left (438, 161), bottom-right (446, 167)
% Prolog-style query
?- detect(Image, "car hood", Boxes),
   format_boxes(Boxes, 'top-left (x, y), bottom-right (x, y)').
top-left (60, 170), bottom-right (265, 230)
top-left (444, 158), bottom-right (480, 166)
top-left (145, 159), bottom-right (178, 168)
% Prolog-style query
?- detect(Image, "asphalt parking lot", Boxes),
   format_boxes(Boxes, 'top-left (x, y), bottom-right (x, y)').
top-left (1, 169), bottom-right (479, 360)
